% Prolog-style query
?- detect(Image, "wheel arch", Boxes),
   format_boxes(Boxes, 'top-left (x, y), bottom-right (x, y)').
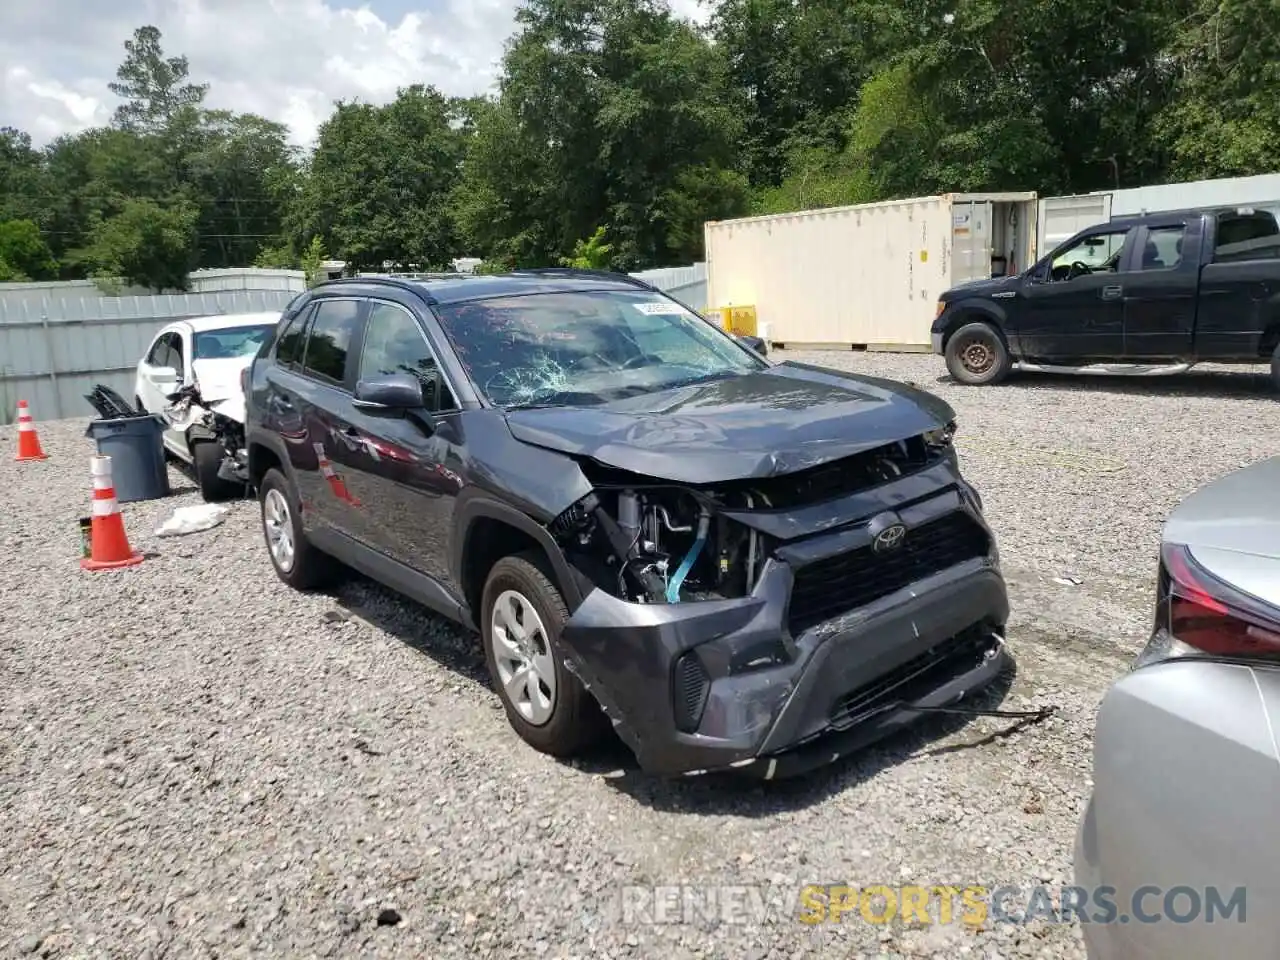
top-left (454, 497), bottom-right (591, 625)
top-left (939, 302), bottom-right (1011, 352)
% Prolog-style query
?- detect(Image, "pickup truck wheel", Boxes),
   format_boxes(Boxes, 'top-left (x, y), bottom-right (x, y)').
top-left (192, 441), bottom-right (243, 502)
top-left (481, 552), bottom-right (607, 758)
top-left (259, 467), bottom-right (341, 590)
top-left (1271, 342), bottom-right (1280, 393)
top-left (946, 322), bottom-right (1011, 385)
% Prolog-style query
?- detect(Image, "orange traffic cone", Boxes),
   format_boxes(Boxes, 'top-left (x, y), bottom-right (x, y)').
top-left (14, 400), bottom-right (48, 461)
top-left (81, 455), bottom-right (144, 571)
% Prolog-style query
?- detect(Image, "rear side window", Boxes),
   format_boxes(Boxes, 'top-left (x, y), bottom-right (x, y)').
top-left (146, 333), bottom-right (172, 366)
top-left (275, 307), bottom-right (312, 366)
top-left (302, 299), bottom-right (362, 384)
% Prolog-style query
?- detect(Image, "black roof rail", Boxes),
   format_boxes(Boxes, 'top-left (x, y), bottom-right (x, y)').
top-left (508, 267), bottom-right (658, 291)
top-left (310, 274), bottom-right (444, 303)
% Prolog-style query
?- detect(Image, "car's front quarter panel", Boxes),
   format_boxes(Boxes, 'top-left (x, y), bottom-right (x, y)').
top-left (1078, 659), bottom-right (1280, 959)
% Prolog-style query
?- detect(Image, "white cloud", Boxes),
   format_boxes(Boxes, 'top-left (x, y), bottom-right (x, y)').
top-left (0, 0), bottom-right (714, 150)
top-left (0, 0), bottom-right (517, 148)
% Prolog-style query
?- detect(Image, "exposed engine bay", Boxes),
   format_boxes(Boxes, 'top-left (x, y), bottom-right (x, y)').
top-left (549, 425), bottom-right (956, 605)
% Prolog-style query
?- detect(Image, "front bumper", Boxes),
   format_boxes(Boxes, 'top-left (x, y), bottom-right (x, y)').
top-left (560, 539), bottom-right (1009, 778)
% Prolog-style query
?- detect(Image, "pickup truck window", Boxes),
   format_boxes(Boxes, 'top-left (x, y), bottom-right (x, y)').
top-left (1049, 228), bottom-right (1129, 282)
top-left (1213, 212), bottom-right (1280, 263)
top-left (1137, 225), bottom-right (1187, 271)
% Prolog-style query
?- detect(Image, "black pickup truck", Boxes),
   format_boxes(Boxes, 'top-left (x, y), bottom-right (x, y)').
top-left (931, 206), bottom-right (1280, 389)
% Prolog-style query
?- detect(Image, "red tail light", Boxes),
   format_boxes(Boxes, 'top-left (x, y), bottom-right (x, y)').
top-left (1160, 543), bottom-right (1280, 658)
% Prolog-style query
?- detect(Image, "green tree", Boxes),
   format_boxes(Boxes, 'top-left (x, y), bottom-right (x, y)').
top-left (0, 220), bottom-right (58, 280)
top-left (297, 86), bottom-right (467, 271)
top-left (456, 0), bottom-right (748, 270)
top-left (73, 198), bottom-right (199, 291)
top-left (1155, 0), bottom-right (1280, 178)
top-left (561, 226), bottom-right (614, 268)
top-left (182, 111), bottom-right (300, 267)
top-left (109, 25), bottom-right (209, 133)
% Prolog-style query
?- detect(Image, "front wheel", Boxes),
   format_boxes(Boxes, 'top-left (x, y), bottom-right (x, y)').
top-left (480, 552), bottom-right (607, 758)
top-left (192, 441), bottom-right (244, 502)
top-left (945, 321), bottom-right (1012, 385)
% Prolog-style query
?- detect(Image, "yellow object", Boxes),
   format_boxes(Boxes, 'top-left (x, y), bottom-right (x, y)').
top-left (726, 305), bottom-right (758, 337)
top-left (920, 250), bottom-right (929, 262)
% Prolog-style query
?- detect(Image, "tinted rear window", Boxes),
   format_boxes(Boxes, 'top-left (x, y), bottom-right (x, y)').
top-left (276, 308), bottom-right (312, 366)
top-left (302, 300), bottom-right (362, 383)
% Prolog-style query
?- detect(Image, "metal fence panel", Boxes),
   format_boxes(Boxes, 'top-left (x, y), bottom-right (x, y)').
top-left (0, 290), bottom-right (298, 423)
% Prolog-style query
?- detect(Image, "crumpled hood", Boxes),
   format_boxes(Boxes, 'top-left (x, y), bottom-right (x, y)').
top-left (503, 361), bottom-right (955, 484)
top-left (191, 357), bottom-right (251, 401)
top-left (190, 357), bottom-right (250, 422)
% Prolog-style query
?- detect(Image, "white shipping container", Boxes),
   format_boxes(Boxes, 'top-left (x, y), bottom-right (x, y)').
top-left (704, 192), bottom-right (1038, 348)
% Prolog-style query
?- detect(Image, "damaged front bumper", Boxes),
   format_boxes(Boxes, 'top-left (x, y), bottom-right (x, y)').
top-left (217, 447), bottom-right (250, 484)
top-left (559, 497), bottom-right (1009, 779)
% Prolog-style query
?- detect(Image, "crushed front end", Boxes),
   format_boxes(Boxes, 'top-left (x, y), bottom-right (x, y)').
top-left (550, 424), bottom-right (1010, 778)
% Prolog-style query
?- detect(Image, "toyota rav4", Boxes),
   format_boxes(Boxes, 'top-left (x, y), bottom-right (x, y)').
top-left (244, 269), bottom-right (1010, 779)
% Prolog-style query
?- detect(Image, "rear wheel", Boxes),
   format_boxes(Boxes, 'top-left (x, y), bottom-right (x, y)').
top-left (480, 552), bottom-right (606, 758)
top-left (1270, 342), bottom-right (1280, 393)
top-left (259, 467), bottom-right (340, 590)
top-left (945, 321), bottom-right (1012, 385)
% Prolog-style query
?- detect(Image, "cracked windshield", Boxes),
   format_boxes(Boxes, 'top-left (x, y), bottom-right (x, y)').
top-left (434, 290), bottom-right (765, 408)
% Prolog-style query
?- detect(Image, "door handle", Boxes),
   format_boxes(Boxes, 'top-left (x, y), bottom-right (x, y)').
top-left (1101, 285), bottom-right (1123, 300)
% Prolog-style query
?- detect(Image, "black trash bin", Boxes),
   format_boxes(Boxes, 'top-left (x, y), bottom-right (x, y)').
top-left (84, 414), bottom-right (171, 503)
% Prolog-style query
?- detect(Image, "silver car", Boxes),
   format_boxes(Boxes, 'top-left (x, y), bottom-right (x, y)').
top-left (1075, 455), bottom-right (1280, 959)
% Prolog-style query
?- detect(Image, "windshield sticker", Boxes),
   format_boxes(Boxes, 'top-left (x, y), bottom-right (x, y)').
top-left (632, 301), bottom-right (687, 315)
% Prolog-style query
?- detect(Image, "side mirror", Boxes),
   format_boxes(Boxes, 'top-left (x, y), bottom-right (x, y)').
top-left (148, 365), bottom-right (179, 383)
top-left (353, 373), bottom-right (425, 411)
top-left (737, 334), bottom-right (768, 357)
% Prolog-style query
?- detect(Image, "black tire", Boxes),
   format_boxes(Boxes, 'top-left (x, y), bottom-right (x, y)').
top-left (258, 467), bottom-right (341, 590)
top-left (480, 551), bottom-right (606, 758)
top-left (192, 441), bottom-right (243, 502)
top-left (945, 321), bottom-right (1012, 385)
top-left (1271, 342), bottom-right (1280, 393)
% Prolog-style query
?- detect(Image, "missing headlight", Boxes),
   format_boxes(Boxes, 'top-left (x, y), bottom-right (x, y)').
top-left (923, 420), bottom-right (957, 450)
top-left (549, 482), bottom-right (753, 605)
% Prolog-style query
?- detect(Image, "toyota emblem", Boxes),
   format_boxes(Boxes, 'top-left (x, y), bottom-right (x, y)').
top-left (872, 522), bottom-right (907, 553)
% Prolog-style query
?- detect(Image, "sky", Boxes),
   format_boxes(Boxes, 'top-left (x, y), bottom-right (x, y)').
top-left (0, 0), bottom-right (711, 149)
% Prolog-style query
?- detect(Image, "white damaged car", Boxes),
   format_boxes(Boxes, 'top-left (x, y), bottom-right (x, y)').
top-left (134, 311), bottom-right (280, 500)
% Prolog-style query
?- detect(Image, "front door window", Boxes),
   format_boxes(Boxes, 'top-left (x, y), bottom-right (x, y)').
top-left (1049, 230), bottom-right (1130, 282)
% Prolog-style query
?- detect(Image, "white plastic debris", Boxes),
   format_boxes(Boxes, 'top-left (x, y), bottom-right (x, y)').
top-left (1052, 576), bottom-right (1083, 586)
top-left (155, 503), bottom-right (231, 537)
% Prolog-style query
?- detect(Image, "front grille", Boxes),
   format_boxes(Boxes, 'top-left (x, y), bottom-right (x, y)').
top-left (672, 650), bottom-right (711, 733)
top-left (828, 626), bottom-right (996, 729)
top-left (787, 511), bottom-right (989, 634)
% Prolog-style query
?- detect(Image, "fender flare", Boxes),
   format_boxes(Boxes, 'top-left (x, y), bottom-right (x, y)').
top-left (452, 492), bottom-right (590, 613)
top-left (246, 428), bottom-right (294, 486)
top-left (939, 301), bottom-right (1013, 352)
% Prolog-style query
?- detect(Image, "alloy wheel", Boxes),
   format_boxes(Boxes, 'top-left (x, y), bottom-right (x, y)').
top-left (263, 488), bottom-right (296, 573)
top-left (489, 589), bottom-right (557, 726)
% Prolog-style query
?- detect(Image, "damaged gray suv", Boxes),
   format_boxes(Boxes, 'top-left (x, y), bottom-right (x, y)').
top-left (244, 269), bottom-right (1010, 779)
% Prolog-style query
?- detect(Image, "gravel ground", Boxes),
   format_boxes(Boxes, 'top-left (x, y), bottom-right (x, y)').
top-left (2, 353), bottom-right (1277, 960)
